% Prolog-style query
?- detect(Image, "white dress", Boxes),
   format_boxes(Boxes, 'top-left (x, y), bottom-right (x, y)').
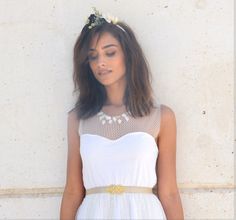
top-left (75, 103), bottom-right (167, 220)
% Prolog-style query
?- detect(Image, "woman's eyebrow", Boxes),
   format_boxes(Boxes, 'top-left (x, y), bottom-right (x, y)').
top-left (89, 44), bottom-right (118, 51)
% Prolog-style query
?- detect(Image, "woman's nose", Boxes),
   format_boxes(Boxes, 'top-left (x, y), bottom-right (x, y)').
top-left (97, 56), bottom-right (106, 67)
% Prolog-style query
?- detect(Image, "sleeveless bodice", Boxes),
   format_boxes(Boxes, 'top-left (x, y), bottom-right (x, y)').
top-left (75, 103), bottom-right (167, 219)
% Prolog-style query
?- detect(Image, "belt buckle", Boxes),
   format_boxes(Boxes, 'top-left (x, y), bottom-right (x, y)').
top-left (106, 184), bottom-right (126, 194)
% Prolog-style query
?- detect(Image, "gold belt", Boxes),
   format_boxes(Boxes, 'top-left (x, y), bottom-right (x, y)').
top-left (86, 184), bottom-right (153, 195)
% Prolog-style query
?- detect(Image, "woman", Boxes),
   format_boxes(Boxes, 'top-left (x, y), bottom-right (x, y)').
top-left (60, 8), bottom-right (184, 220)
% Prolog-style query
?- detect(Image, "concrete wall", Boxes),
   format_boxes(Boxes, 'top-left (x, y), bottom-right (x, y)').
top-left (0, 0), bottom-right (234, 219)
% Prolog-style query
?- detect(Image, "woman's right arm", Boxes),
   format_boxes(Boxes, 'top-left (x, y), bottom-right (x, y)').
top-left (60, 110), bottom-right (86, 220)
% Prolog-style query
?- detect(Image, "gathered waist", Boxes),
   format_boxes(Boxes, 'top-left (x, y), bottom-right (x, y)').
top-left (86, 184), bottom-right (154, 195)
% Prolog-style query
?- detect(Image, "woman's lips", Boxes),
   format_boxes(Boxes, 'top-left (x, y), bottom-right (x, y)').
top-left (98, 70), bottom-right (112, 76)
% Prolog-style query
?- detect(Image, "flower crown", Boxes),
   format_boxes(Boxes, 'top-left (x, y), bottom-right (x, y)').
top-left (85, 7), bottom-right (126, 32)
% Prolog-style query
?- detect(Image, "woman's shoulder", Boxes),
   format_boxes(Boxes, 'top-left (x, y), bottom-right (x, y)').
top-left (67, 108), bottom-right (80, 125)
top-left (159, 103), bottom-right (175, 116)
top-left (159, 103), bottom-right (176, 129)
top-left (153, 100), bottom-right (175, 117)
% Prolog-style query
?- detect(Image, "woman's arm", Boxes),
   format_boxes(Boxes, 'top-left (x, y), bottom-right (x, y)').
top-left (60, 110), bottom-right (86, 220)
top-left (156, 104), bottom-right (184, 220)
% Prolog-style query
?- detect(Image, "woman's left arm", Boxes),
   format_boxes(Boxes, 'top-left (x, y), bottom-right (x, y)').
top-left (156, 104), bottom-right (184, 220)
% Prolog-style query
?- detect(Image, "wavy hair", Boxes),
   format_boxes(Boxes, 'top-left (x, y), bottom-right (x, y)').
top-left (72, 20), bottom-right (155, 119)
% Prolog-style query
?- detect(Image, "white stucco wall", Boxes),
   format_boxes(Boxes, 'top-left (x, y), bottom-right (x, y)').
top-left (0, 0), bottom-right (234, 219)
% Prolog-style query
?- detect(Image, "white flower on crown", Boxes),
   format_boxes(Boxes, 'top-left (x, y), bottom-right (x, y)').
top-left (102, 13), bottom-right (119, 24)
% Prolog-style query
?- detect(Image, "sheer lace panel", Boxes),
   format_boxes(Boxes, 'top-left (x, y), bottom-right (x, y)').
top-left (78, 103), bottom-right (161, 140)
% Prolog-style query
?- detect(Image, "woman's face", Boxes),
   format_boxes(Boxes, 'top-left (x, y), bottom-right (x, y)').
top-left (88, 32), bottom-right (126, 87)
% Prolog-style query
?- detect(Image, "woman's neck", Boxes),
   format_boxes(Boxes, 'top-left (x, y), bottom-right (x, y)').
top-left (103, 72), bottom-right (127, 106)
top-left (104, 102), bottom-right (125, 107)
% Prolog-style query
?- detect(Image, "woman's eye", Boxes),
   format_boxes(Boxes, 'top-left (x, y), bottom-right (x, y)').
top-left (106, 51), bottom-right (116, 57)
top-left (88, 55), bottom-right (97, 61)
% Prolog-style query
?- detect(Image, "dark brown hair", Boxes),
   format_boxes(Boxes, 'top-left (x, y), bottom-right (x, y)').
top-left (71, 19), bottom-right (155, 119)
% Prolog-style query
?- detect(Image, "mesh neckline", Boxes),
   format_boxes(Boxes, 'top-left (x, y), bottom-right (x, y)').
top-left (100, 104), bottom-right (128, 117)
top-left (99, 110), bottom-right (130, 118)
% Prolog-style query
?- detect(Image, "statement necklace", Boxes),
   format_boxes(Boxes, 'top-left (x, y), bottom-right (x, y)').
top-left (97, 110), bottom-right (130, 125)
